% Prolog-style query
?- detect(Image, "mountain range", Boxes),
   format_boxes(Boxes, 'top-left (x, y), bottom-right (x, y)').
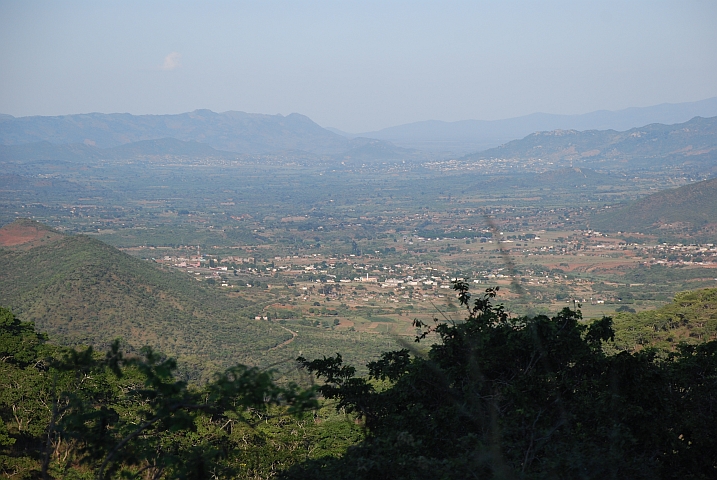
top-left (2, 115), bottom-right (716, 176)
top-left (0, 110), bottom-right (340, 152)
top-left (355, 97), bottom-right (717, 154)
top-left (0, 109), bottom-right (417, 160)
top-left (3, 98), bottom-right (717, 159)
top-left (463, 115), bottom-right (717, 170)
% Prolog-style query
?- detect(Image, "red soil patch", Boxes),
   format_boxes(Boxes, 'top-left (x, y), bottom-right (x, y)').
top-left (0, 223), bottom-right (60, 247)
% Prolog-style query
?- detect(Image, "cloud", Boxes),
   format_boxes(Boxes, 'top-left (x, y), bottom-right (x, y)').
top-left (160, 52), bottom-right (181, 70)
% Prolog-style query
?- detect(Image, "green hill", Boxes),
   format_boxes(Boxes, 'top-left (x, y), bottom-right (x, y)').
top-left (590, 177), bottom-right (717, 235)
top-left (0, 220), bottom-right (400, 380)
top-left (0, 220), bottom-right (290, 378)
top-left (612, 287), bottom-right (717, 352)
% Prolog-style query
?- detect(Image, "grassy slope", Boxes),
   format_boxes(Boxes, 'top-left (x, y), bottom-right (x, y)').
top-left (0, 228), bottom-right (291, 378)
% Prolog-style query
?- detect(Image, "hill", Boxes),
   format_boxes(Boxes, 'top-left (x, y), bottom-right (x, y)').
top-left (0, 220), bottom-right (401, 380)
top-left (612, 287), bottom-right (717, 352)
top-left (0, 218), bottom-right (64, 248)
top-left (358, 97), bottom-right (717, 154)
top-left (0, 219), bottom-right (290, 378)
top-left (590, 177), bottom-right (717, 235)
top-left (463, 115), bottom-right (717, 170)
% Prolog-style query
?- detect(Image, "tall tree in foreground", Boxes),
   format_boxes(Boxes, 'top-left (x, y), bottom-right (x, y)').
top-left (287, 283), bottom-right (717, 479)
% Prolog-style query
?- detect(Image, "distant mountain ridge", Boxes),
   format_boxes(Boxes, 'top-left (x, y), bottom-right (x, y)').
top-left (0, 109), bottom-right (426, 163)
top-left (357, 97), bottom-right (717, 154)
top-left (464, 115), bottom-right (717, 170)
top-left (5, 98), bottom-right (717, 158)
top-left (0, 109), bottom-right (411, 158)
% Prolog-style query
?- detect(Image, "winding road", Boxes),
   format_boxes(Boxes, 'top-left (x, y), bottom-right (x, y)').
top-left (268, 325), bottom-right (298, 351)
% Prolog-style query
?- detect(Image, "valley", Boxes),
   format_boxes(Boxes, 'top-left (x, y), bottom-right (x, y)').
top-left (4, 5), bottom-right (717, 477)
top-left (3, 115), bottom-right (717, 377)
top-left (2, 111), bottom-right (717, 478)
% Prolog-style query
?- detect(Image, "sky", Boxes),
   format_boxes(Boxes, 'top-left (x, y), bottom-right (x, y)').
top-left (1, 1), bottom-right (716, 133)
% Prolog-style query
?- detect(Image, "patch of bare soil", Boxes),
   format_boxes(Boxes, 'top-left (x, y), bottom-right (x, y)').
top-left (0, 221), bottom-right (62, 248)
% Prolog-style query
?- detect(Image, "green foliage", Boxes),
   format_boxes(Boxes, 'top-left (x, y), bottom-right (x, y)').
top-left (612, 287), bottom-right (717, 351)
top-left (0, 306), bottom-right (47, 367)
top-left (287, 283), bottom-right (717, 479)
top-left (49, 344), bottom-right (317, 479)
top-left (0, 306), bottom-right (54, 479)
top-left (0, 306), bottom-right (342, 479)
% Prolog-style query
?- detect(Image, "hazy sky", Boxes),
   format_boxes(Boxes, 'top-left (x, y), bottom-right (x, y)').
top-left (1, 1), bottom-right (716, 132)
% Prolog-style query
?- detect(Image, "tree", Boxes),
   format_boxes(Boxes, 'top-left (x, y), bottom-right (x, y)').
top-left (0, 307), bottom-right (54, 479)
top-left (0, 306), bottom-right (47, 367)
top-left (51, 345), bottom-right (319, 479)
top-left (286, 283), bottom-right (717, 479)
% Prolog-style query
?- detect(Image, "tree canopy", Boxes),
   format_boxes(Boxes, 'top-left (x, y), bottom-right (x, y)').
top-left (287, 283), bottom-right (717, 479)
top-left (0, 306), bottom-right (327, 479)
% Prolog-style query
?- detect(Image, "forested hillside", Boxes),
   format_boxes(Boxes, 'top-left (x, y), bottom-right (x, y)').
top-left (0, 307), bottom-right (358, 479)
top-left (0, 220), bottom-right (289, 378)
top-left (590, 177), bottom-right (717, 236)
